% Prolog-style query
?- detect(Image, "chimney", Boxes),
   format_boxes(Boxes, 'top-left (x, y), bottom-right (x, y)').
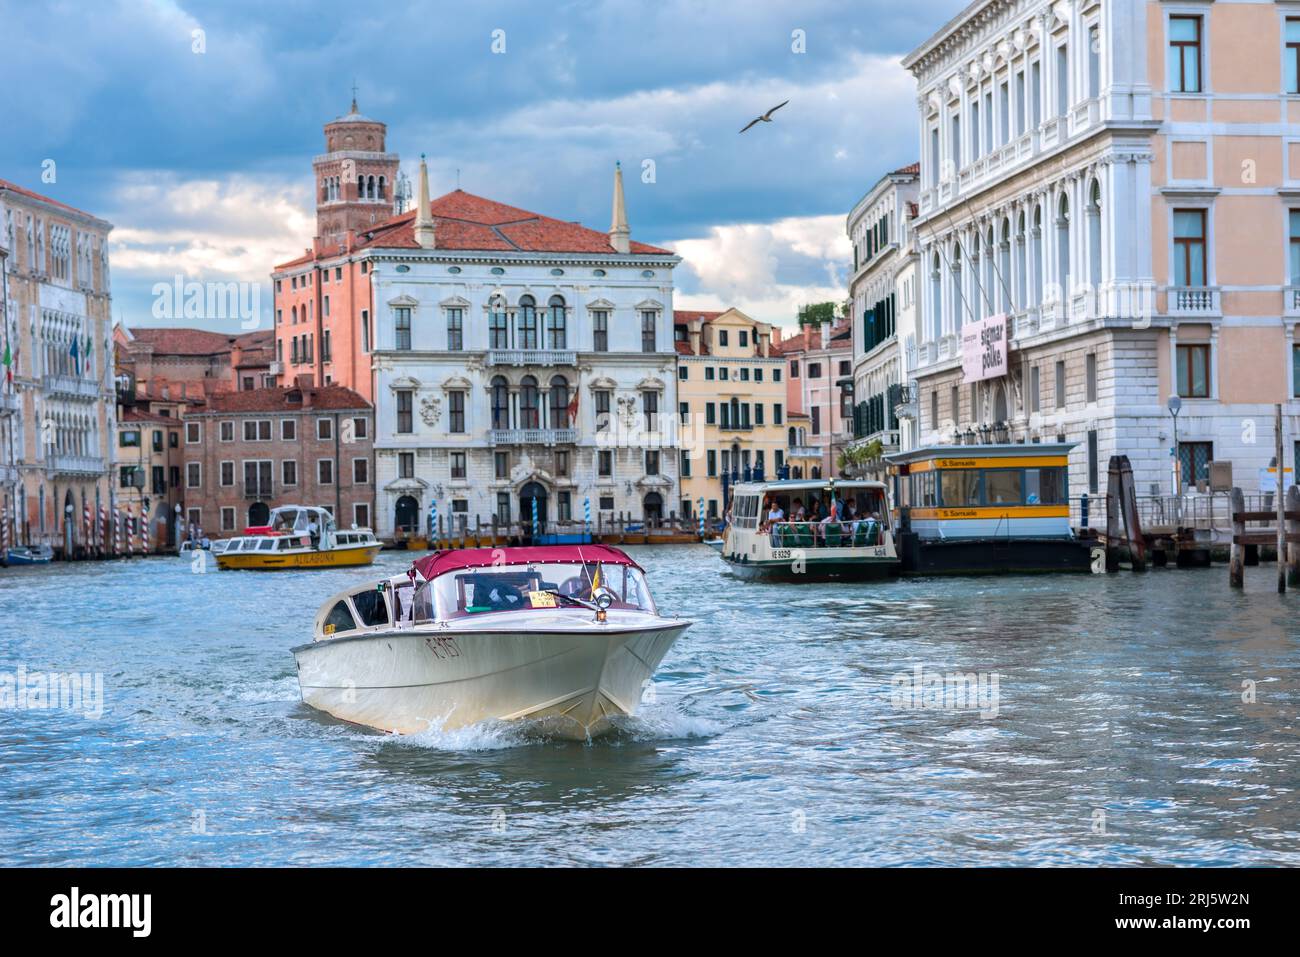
top-left (609, 161), bottom-right (630, 254)
top-left (294, 373), bottom-right (314, 390)
top-left (689, 325), bottom-right (702, 356)
top-left (413, 154), bottom-right (436, 250)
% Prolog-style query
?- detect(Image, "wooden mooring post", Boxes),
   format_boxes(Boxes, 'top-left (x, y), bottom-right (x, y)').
top-left (1229, 480), bottom-right (1300, 589)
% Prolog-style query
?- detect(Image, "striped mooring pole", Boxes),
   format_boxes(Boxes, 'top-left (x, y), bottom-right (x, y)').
top-left (428, 500), bottom-right (437, 545)
top-left (584, 496), bottom-right (591, 531)
top-left (698, 497), bottom-right (705, 538)
top-left (531, 494), bottom-right (539, 539)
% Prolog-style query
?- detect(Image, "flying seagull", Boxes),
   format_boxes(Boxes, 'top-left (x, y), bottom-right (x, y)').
top-left (739, 100), bottom-right (789, 133)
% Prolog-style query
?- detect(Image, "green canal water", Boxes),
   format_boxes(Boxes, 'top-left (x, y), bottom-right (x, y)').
top-left (1, 545), bottom-right (1297, 866)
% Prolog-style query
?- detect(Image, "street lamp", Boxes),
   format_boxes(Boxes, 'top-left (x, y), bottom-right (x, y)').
top-left (1167, 394), bottom-right (1182, 524)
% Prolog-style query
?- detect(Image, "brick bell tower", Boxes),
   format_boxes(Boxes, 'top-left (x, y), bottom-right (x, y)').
top-left (312, 92), bottom-right (400, 254)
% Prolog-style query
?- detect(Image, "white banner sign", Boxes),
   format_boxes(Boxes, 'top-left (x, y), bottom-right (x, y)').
top-left (961, 313), bottom-right (1008, 383)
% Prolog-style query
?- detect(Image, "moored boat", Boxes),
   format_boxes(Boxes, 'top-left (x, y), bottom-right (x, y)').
top-left (886, 443), bottom-right (1096, 574)
top-left (216, 505), bottom-right (381, 570)
top-left (4, 543), bottom-right (53, 565)
top-left (292, 544), bottom-right (690, 739)
top-left (717, 478), bottom-right (901, 580)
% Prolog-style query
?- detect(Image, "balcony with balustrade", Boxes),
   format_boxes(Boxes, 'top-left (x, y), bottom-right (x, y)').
top-left (487, 349), bottom-right (577, 367)
top-left (0, 391), bottom-right (19, 414)
top-left (49, 454), bottom-right (106, 476)
top-left (1284, 287), bottom-right (1300, 318)
top-left (490, 427), bottom-right (578, 446)
top-left (1168, 286), bottom-right (1221, 318)
top-left (43, 373), bottom-right (102, 401)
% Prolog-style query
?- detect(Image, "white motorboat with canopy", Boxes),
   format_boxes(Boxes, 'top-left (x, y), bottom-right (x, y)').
top-left (292, 544), bottom-right (690, 739)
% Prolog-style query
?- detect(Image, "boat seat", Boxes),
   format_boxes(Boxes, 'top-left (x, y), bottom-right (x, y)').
top-left (791, 523), bottom-right (814, 548)
top-left (822, 523), bottom-right (844, 548)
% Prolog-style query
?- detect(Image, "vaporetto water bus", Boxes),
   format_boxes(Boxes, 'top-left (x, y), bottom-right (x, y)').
top-left (215, 505), bottom-right (382, 570)
top-left (718, 479), bottom-right (900, 580)
top-left (885, 443), bottom-right (1096, 574)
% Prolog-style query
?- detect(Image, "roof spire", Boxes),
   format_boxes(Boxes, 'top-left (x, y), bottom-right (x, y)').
top-left (413, 153), bottom-right (436, 249)
top-left (609, 160), bottom-right (630, 254)
top-left (350, 79), bottom-right (359, 113)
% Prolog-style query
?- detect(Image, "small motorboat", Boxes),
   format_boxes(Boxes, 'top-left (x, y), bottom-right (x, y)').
top-left (292, 544), bottom-right (690, 739)
top-left (5, 543), bottom-right (53, 565)
top-left (217, 505), bottom-right (381, 570)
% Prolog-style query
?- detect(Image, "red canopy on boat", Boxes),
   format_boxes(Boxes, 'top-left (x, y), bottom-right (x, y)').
top-left (410, 544), bottom-right (642, 581)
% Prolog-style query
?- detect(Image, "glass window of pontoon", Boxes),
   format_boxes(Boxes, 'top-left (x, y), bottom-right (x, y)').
top-left (259, 538), bottom-right (276, 551)
top-left (984, 469), bottom-right (1023, 505)
top-left (277, 538), bottom-right (294, 550)
top-left (351, 588), bottom-right (390, 626)
top-left (940, 470), bottom-right (982, 507)
top-left (324, 600), bottom-right (356, 634)
top-left (1026, 467), bottom-right (1066, 505)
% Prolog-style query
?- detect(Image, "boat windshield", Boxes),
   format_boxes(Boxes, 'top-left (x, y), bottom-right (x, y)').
top-left (429, 562), bottom-right (655, 619)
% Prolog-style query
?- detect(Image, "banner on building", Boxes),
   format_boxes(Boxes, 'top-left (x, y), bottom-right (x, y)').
top-left (961, 313), bottom-right (1008, 383)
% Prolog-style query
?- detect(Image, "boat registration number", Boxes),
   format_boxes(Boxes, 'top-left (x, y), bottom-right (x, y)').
top-left (770, 547), bottom-right (887, 559)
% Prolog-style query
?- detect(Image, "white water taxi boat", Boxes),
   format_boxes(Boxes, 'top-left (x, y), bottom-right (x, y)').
top-left (292, 545), bottom-right (690, 739)
top-left (216, 505), bottom-right (381, 570)
top-left (718, 479), bottom-right (900, 580)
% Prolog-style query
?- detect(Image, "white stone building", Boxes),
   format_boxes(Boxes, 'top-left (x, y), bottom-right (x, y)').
top-left (846, 163), bottom-right (922, 466)
top-left (903, 0), bottom-right (1300, 523)
top-left (362, 161), bottom-right (681, 538)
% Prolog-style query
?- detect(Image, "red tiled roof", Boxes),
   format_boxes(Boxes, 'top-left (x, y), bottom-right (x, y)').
top-left (773, 319), bottom-right (852, 355)
top-left (194, 384), bottom-right (371, 414)
top-left (893, 161), bottom-right (921, 176)
top-left (673, 310), bottom-right (724, 323)
top-left (0, 177), bottom-right (103, 220)
top-left (127, 327), bottom-right (246, 356)
top-left (275, 251), bottom-right (316, 271)
top-left (354, 190), bottom-right (674, 257)
top-left (122, 408), bottom-right (179, 425)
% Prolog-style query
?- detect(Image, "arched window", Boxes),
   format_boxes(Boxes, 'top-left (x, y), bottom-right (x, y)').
top-left (999, 218), bottom-right (1012, 313)
top-left (950, 242), bottom-right (964, 329)
top-left (1032, 205), bottom-right (1044, 304)
top-left (1015, 212), bottom-right (1028, 308)
top-left (378, 176), bottom-right (386, 200)
top-left (519, 375), bottom-right (540, 429)
top-left (930, 251), bottom-right (943, 339)
top-left (548, 375), bottom-right (569, 429)
top-left (489, 296), bottom-right (508, 349)
top-left (1087, 180), bottom-right (1102, 288)
top-left (321, 180), bottom-right (328, 202)
top-left (546, 295), bottom-right (566, 349)
top-left (490, 376), bottom-right (509, 429)
top-left (517, 295), bottom-right (537, 350)
top-left (1056, 193), bottom-right (1071, 299)
top-left (367, 175), bottom-right (376, 199)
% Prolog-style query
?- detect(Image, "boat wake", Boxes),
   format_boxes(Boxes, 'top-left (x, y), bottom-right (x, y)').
top-left (347, 703), bottom-right (724, 752)
top-left (227, 675), bottom-right (300, 702)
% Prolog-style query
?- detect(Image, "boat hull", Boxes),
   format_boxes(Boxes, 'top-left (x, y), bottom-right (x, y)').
top-left (722, 553), bottom-right (900, 581)
top-left (292, 618), bottom-right (689, 739)
top-left (896, 532), bottom-right (1096, 575)
top-left (217, 543), bottom-right (381, 570)
top-left (4, 548), bottom-right (53, 566)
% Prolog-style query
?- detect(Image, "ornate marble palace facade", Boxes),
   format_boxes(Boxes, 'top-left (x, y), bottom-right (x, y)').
top-left (364, 160), bottom-right (680, 539)
top-left (903, 0), bottom-right (1300, 517)
top-left (1, 178), bottom-right (114, 554)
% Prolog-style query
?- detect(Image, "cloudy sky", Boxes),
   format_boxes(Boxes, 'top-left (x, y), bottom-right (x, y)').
top-left (1, 0), bottom-right (964, 333)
